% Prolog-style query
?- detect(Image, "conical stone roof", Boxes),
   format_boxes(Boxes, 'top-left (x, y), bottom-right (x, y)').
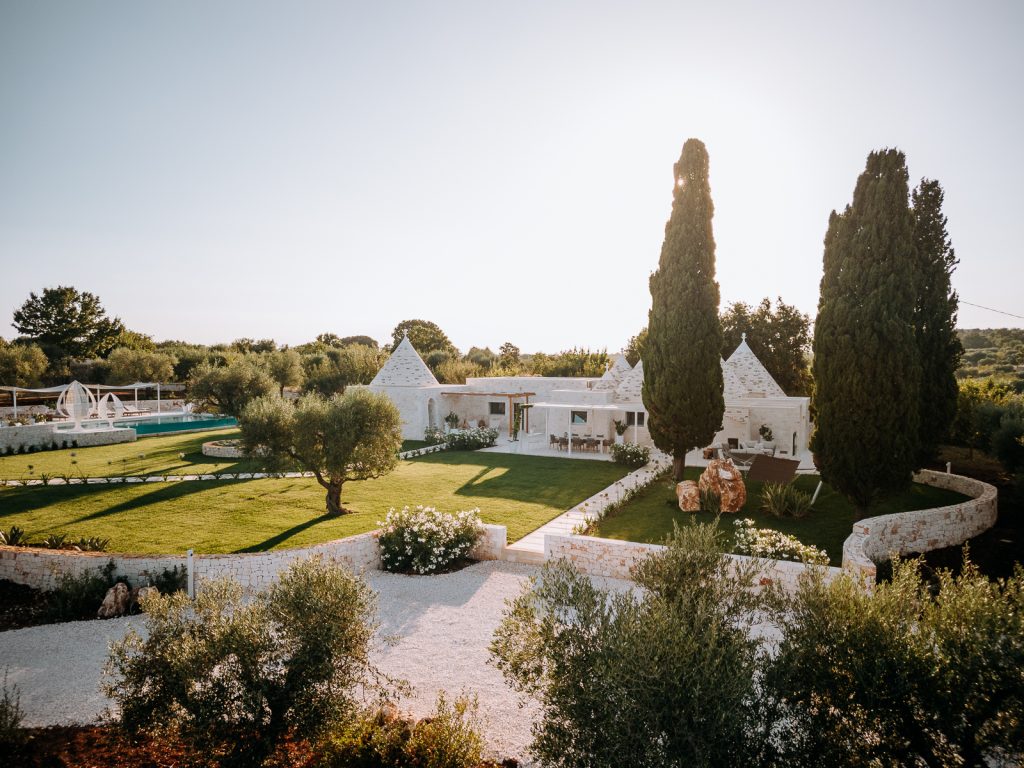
top-left (725, 335), bottom-right (786, 398)
top-left (594, 353), bottom-right (633, 391)
top-left (614, 360), bottom-right (644, 404)
top-left (370, 335), bottom-right (439, 387)
top-left (722, 358), bottom-right (747, 399)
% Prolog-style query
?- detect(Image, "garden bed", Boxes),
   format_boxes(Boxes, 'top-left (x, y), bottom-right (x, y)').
top-left (593, 470), bottom-right (969, 566)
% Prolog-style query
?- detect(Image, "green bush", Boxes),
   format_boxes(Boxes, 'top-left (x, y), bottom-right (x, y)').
top-left (148, 565), bottom-right (187, 594)
top-left (378, 506), bottom-right (484, 575)
top-left (699, 487), bottom-right (721, 515)
top-left (324, 693), bottom-right (485, 768)
top-left (991, 413), bottom-right (1024, 473)
top-left (490, 521), bottom-right (772, 767)
top-left (759, 482), bottom-right (813, 518)
top-left (767, 558), bottom-right (1024, 766)
top-left (609, 442), bottom-right (650, 468)
top-left (0, 526), bottom-right (29, 546)
top-left (0, 668), bottom-right (25, 750)
top-left (105, 557), bottom-right (381, 766)
top-left (46, 561), bottom-right (117, 622)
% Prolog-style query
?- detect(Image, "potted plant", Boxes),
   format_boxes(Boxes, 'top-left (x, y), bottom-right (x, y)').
top-left (613, 419), bottom-right (628, 445)
top-left (758, 424), bottom-right (773, 443)
top-left (444, 411), bottom-right (460, 432)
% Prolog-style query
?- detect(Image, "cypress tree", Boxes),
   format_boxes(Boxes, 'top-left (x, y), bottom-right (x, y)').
top-left (810, 149), bottom-right (920, 514)
top-left (643, 138), bottom-right (724, 481)
top-left (912, 179), bottom-right (962, 464)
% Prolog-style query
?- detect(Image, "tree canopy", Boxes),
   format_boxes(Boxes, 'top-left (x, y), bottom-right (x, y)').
top-left (106, 347), bottom-right (177, 383)
top-left (241, 389), bottom-right (402, 516)
top-left (643, 138), bottom-right (724, 480)
top-left (188, 358), bottom-right (277, 418)
top-left (912, 179), bottom-right (962, 463)
top-left (720, 297), bottom-right (811, 395)
top-left (390, 319), bottom-right (458, 358)
top-left (0, 342), bottom-right (48, 387)
top-left (811, 149), bottom-right (921, 512)
top-left (12, 286), bottom-right (125, 361)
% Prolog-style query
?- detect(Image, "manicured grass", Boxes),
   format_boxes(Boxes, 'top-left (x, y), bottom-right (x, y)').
top-left (0, 451), bottom-right (628, 553)
top-left (594, 470), bottom-right (970, 566)
top-left (0, 429), bottom-right (274, 480)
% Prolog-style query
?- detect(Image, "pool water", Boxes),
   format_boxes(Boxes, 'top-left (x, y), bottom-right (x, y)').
top-left (113, 413), bottom-right (238, 435)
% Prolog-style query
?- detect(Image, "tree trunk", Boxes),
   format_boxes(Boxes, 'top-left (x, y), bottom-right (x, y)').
top-left (673, 454), bottom-right (685, 482)
top-left (325, 482), bottom-right (346, 516)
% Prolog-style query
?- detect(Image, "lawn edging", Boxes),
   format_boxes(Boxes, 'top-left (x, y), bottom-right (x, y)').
top-left (841, 469), bottom-right (998, 586)
top-left (0, 524), bottom-right (508, 594)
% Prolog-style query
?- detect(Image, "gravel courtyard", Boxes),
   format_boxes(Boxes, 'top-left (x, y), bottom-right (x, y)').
top-left (0, 560), bottom-right (605, 763)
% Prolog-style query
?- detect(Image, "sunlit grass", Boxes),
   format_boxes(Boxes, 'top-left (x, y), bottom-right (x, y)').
top-left (0, 451), bottom-right (628, 553)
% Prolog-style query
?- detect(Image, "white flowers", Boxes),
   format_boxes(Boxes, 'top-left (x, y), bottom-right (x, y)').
top-left (378, 505), bottom-right (485, 575)
top-left (732, 518), bottom-right (829, 565)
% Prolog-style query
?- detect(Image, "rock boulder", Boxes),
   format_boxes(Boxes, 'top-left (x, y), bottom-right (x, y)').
top-left (698, 459), bottom-right (747, 513)
top-left (97, 582), bottom-right (131, 619)
top-left (676, 480), bottom-right (701, 512)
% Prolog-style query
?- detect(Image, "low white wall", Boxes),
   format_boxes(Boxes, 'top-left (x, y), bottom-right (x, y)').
top-left (544, 533), bottom-right (842, 593)
top-left (201, 440), bottom-right (245, 458)
top-left (841, 469), bottom-right (998, 585)
top-left (0, 423), bottom-right (136, 453)
top-left (0, 524), bottom-right (508, 593)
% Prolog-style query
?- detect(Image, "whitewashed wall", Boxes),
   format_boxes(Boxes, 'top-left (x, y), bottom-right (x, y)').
top-left (0, 423), bottom-right (136, 452)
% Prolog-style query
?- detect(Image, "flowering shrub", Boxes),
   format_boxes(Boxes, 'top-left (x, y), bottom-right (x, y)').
top-left (609, 442), bottom-right (650, 468)
top-left (378, 506), bottom-right (484, 574)
top-left (423, 427), bottom-right (446, 445)
top-left (444, 427), bottom-right (498, 451)
top-left (732, 519), bottom-right (828, 565)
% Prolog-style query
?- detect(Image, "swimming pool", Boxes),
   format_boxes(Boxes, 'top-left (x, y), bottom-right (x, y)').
top-left (112, 413), bottom-right (238, 435)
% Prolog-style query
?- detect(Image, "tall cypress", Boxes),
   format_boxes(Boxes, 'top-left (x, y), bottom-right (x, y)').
top-left (912, 179), bottom-right (962, 464)
top-left (810, 149), bottom-right (920, 514)
top-left (643, 139), bottom-right (724, 481)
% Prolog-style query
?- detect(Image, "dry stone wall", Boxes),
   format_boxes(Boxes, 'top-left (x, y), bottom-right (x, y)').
top-left (842, 469), bottom-right (997, 585)
top-left (0, 423), bottom-right (136, 453)
top-left (0, 524), bottom-right (507, 593)
top-left (545, 533), bottom-right (842, 593)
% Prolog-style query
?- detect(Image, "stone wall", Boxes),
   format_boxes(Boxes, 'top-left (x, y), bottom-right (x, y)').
top-left (544, 533), bottom-right (842, 593)
top-left (0, 423), bottom-right (136, 453)
top-left (201, 440), bottom-right (245, 458)
top-left (0, 524), bottom-right (508, 593)
top-left (841, 469), bottom-right (998, 586)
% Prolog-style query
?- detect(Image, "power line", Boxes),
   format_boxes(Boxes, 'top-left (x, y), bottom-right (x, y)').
top-left (959, 301), bottom-right (1024, 322)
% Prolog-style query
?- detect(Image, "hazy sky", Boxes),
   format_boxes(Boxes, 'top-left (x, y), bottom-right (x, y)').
top-left (2, 1), bottom-right (1022, 353)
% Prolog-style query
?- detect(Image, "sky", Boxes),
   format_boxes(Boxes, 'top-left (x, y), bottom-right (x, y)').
top-left (1, 0), bottom-right (1022, 354)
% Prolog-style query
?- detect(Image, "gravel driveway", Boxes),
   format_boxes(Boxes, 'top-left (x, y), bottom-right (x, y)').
top-left (0, 560), bottom-right (614, 763)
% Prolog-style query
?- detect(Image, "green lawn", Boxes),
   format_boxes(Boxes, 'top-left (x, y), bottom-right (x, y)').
top-left (594, 470), bottom-right (970, 566)
top-left (0, 429), bottom-right (274, 480)
top-left (0, 451), bottom-right (628, 553)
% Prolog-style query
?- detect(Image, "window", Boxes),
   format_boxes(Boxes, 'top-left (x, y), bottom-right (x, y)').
top-left (625, 412), bottom-right (646, 427)
top-left (489, 401), bottom-right (506, 416)
top-left (571, 410), bottom-right (588, 424)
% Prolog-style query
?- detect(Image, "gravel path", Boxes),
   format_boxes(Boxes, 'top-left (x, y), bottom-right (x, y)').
top-left (0, 561), bottom-right (632, 763)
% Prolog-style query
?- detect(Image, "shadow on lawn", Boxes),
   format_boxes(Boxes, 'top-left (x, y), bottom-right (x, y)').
top-left (233, 515), bottom-right (335, 553)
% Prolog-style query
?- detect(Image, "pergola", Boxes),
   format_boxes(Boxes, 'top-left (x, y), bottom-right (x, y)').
top-left (0, 381), bottom-right (170, 419)
top-left (528, 401), bottom-right (647, 455)
top-left (440, 391), bottom-right (536, 438)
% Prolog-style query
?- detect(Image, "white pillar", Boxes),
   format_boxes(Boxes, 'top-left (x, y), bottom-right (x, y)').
top-left (187, 549), bottom-right (195, 598)
top-left (157, 383), bottom-right (161, 414)
top-left (633, 411), bottom-right (638, 444)
top-left (12, 391), bottom-right (16, 418)
top-left (567, 409), bottom-right (572, 456)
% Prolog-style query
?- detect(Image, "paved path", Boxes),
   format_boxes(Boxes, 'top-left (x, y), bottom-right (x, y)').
top-left (1, 561), bottom-right (628, 763)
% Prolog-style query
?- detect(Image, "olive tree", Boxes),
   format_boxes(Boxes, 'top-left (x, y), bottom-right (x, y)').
top-left (106, 347), bottom-right (177, 383)
top-left (767, 558), bottom-right (1024, 767)
top-left (105, 557), bottom-right (382, 766)
top-left (188, 358), bottom-right (277, 418)
top-left (241, 389), bottom-right (401, 516)
top-left (490, 522), bottom-right (774, 767)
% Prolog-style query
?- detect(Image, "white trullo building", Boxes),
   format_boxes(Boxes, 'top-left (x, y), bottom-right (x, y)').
top-left (364, 334), bottom-right (810, 457)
